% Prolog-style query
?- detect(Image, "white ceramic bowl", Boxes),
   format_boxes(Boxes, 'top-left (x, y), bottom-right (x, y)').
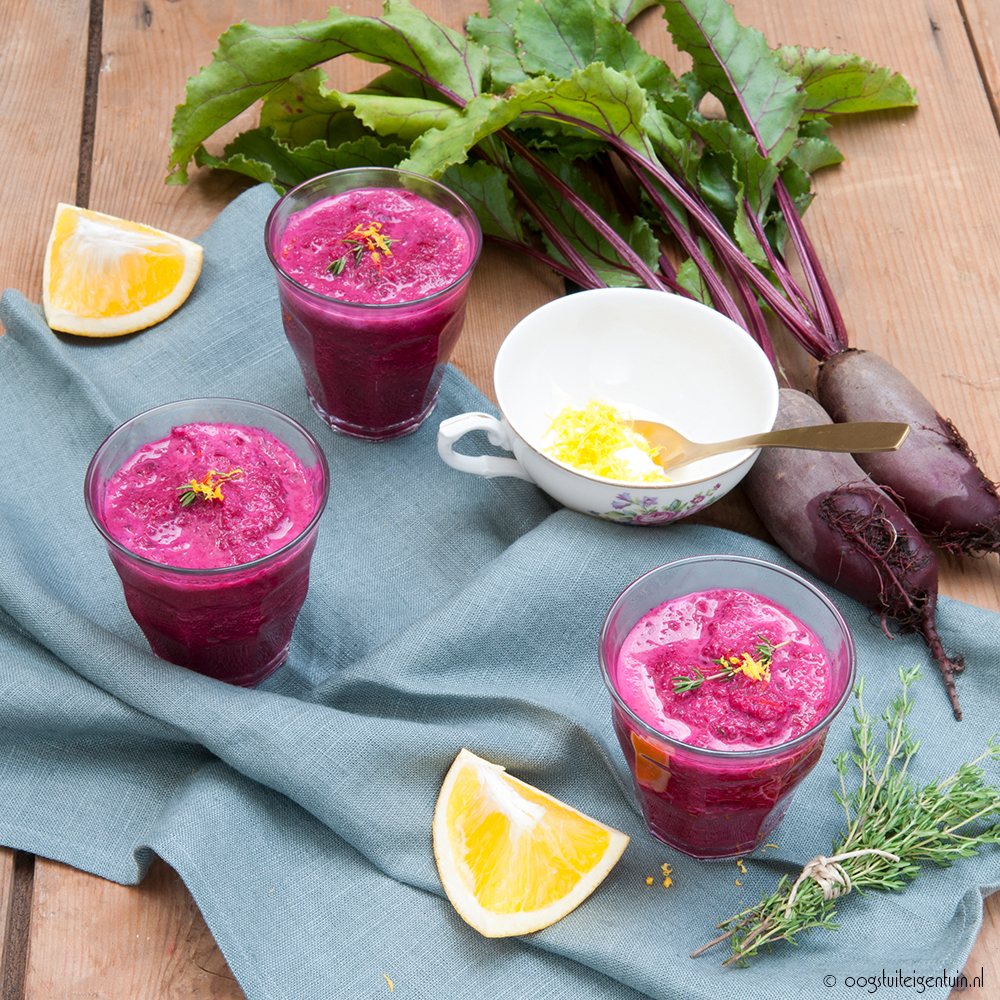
top-left (438, 288), bottom-right (778, 524)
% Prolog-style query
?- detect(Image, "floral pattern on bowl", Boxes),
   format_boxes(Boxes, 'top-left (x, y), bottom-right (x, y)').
top-left (595, 483), bottom-right (724, 524)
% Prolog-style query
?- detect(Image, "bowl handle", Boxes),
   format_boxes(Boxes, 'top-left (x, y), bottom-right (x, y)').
top-left (437, 412), bottom-right (535, 482)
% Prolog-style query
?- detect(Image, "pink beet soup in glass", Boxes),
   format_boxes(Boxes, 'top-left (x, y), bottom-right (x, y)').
top-left (616, 589), bottom-right (832, 751)
top-left (608, 587), bottom-right (837, 858)
top-left (277, 187), bottom-right (471, 305)
top-left (99, 421), bottom-right (322, 686)
top-left (267, 177), bottom-right (481, 440)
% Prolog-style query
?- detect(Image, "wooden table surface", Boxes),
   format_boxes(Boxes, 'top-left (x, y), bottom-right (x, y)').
top-left (3, 0), bottom-right (1000, 996)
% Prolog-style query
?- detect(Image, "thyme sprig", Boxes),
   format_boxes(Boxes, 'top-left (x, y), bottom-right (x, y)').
top-left (671, 635), bottom-right (788, 693)
top-left (693, 666), bottom-right (1000, 966)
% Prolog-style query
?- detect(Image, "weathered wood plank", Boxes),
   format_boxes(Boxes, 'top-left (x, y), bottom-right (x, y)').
top-left (0, 0), bottom-right (92, 329)
top-left (1, 850), bottom-right (33, 1000)
top-left (933, 8), bottom-right (1000, 995)
top-left (954, 888), bottom-right (1000, 1000)
top-left (1, 847), bottom-right (16, 997)
top-left (961, 0), bottom-right (1000, 124)
top-left (0, 847), bottom-right (10, 941)
top-left (24, 857), bottom-right (243, 999)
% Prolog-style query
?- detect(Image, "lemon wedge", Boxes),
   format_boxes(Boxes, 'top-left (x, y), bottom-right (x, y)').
top-left (42, 203), bottom-right (203, 337)
top-left (433, 748), bottom-right (629, 937)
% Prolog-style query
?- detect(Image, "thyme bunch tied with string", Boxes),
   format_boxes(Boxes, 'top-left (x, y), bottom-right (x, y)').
top-left (693, 666), bottom-right (1000, 966)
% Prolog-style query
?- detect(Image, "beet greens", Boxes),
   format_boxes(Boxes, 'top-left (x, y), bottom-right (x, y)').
top-left (166, 0), bottom-right (915, 373)
top-left (167, 0), bottom-right (980, 714)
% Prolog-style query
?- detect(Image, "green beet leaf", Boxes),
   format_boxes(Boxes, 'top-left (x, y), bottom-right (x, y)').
top-left (261, 68), bottom-right (461, 149)
top-left (196, 130), bottom-right (406, 192)
top-left (466, 0), bottom-right (528, 94)
top-left (776, 46), bottom-right (918, 119)
top-left (511, 63), bottom-right (660, 161)
top-left (513, 0), bottom-right (675, 95)
top-left (657, 0), bottom-right (805, 162)
top-left (611, 0), bottom-right (662, 21)
top-left (168, 0), bottom-right (487, 183)
top-left (260, 71), bottom-right (377, 150)
top-left (787, 120), bottom-right (845, 175)
top-left (675, 255), bottom-right (713, 305)
top-left (440, 160), bottom-right (524, 243)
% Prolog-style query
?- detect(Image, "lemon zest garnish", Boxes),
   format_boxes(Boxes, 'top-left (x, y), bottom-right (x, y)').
top-left (737, 859), bottom-right (748, 874)
top-left (349, 221), bottom-right (395, 263)
top-left (176, 468), bottom-right (244, 506)
top-left (661, 862), bottom-right (673, 889)
top-left (383, 973), bottom-right (394, 992)
top-left (735, 879), bottom-right (742, 886)
top-left (350, 221), bottom-right (395, 257)
top-left (327, 221), bottom-right (398, 274)
top-left (543, 399), bottom-right (669, 483)
top-left (733, 651), bottom-right (771, 684)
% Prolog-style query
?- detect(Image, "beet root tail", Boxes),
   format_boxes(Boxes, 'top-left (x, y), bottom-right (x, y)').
top-left (917, 606), bottom-right (964, 721)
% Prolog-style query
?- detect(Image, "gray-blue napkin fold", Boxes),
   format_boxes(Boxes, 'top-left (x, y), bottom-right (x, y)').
top-left (1, 184), bottom-right (998, 1000)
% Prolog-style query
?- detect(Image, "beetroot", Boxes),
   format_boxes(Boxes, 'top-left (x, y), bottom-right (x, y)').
top-left (817, 349), bottom-right (1000, 555)
top-left (743, 388), bottom-right (964, 720)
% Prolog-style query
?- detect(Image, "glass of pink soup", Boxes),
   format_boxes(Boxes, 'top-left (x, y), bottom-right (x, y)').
top-left (265, 168), bottom-right (483, 441)
top-left (85, 398), bottom-right (329, 687)
top-left (599, 555), bottom-right (855, 859)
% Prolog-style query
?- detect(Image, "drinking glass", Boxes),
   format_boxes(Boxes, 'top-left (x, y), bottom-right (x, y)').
top-left (85, 398), bottom-right (329, 686)
top-left (265, 168), bottom-right (482, 441)
top-left (599, 555), bottom-right (855, 859)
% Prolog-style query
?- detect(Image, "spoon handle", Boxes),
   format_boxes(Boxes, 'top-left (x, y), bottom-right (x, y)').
top-left (729, 421), bottom-right (911, 455)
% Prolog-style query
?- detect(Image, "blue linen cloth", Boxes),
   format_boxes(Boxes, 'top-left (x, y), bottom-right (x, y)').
top-left (1, 184), bottom-right (998, 1000)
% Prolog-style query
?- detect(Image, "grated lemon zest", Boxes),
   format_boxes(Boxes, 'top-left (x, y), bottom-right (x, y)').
top-left (661, 862), bottom-right (673, 889)
top-left (734, 651), bottom-right (771, 684)
top-left (543, 399), bottom-right (669, 483)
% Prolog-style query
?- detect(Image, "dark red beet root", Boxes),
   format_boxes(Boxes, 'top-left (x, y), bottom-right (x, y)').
top-left (743, 388), bottom-right (964, 720)
top-left (817, 348), bottom-right (1000, 555)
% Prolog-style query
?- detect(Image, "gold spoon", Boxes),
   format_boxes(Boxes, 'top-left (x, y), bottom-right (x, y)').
top-left (628, 419), bottom-right (911, 473)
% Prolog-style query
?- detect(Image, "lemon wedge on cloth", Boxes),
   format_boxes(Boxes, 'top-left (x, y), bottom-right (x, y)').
top-left (433, 748), bottom-right (629, 937)
top-left (42, 203), bottom-right (202, 336)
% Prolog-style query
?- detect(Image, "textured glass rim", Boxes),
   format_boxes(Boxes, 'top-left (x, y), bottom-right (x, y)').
top-left (84, 397), bottom-right (330, 578)
top-left (598, 554), bottom-right (857, 761)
